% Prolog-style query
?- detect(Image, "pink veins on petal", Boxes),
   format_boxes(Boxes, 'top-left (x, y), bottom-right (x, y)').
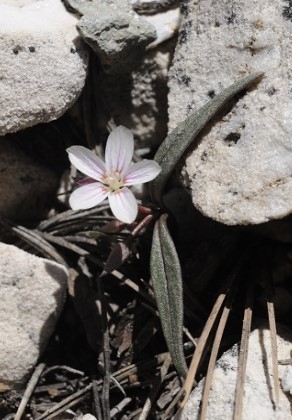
top-left (67, 125), bottom-right (161, 223)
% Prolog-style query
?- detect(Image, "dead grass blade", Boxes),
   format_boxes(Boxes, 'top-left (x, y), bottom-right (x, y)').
top-left (15, 363), bottom-right (46, 420)
top-left (199, 300), bottom-right (233, 419)
top-left (110, 397), bottom-right (132, 417)
top-left (267, 299), bottom-right (279, 406)
top-left (38, 205), bottom-right (110, 231)
top-left (181, 292), bottom-right (225, 403)
top-left (40, 231), bottom-right (156, 306)
top-left (92, 380), bottom-right (103, 420)
top-left (0, 220), bottom-right (66, 265)
top-left (138, 354), bottom-right (172, 420)
top-left (179, 270), bottom-right (238, 410)
top-left (36, 353), bottom-right (169, 419)
top-left (167, 288), bottom-right (228, 420)
top-left (167, 264), bottom-right (241, 420)
top-left (199, 268), bottom-right (242, 420)
top-left (233, 277), bottom-right (255, 420)
top-left (265, 274), bottom-right (279, 406)
top-left (36, 384), bottom-right (93, 420)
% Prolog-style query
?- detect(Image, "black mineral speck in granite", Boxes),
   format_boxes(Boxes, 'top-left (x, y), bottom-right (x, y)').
top-left (224, 132), bottom-right (241, 144)
top-left (283, 0), bottom-right (292, 20)
top-left (12, 45), bottom-right (22, 54)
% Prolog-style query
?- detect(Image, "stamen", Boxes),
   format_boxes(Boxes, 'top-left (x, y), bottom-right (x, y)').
top-left (104, 170), bottom-right (124, 192)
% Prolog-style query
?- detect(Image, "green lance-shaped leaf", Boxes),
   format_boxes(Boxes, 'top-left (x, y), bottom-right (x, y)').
top-left (150, 72), bottom-right (264, 207)
top-left (150, 213), bottom-right (187, 377)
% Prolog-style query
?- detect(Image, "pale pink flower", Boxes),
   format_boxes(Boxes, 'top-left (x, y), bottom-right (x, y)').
top-left (67, 126), bottom-right (161, 224)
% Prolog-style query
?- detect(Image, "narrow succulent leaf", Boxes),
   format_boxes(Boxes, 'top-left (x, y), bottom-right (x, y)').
top-left (150, 72), bottom-right (264, 206)
top-left (150, 214), bottom-right (187, 377)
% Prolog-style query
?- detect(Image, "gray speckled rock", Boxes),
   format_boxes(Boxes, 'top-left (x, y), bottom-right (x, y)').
top-left (168, 0), bottom-right (292, 225)
top-left (182, 324), bottom-right (292, 420)
top-left (0, 0), bottom-right (88, 135)
top-left (0, 243), bottom-right (67, 388)
top-left (131, 0), bottom-right (179, 15)
top-left (87, 35), bottom-right (176, 149)
top-left (66, 0), bottom-right (156, 73)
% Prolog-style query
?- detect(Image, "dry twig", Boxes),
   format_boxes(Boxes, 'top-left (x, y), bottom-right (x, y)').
top-left (15, 363), bottom-right (46, 420)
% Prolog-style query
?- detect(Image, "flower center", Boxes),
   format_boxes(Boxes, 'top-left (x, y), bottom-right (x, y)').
top-left (104, 171), bottom-right (123, 192)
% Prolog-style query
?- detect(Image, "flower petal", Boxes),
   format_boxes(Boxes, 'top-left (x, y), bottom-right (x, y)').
top-left (77, 177), bottom-right (96, 186)
top-left (67, 146), bottom-right (106, 181)
top-left (105, 126), bottom-right (134, 175)
top-left (69, 182), bottom-right (109, 210)
top-left (123, 160), bottom-right (161, 186)
top-left (108, 187), bottom-right (138, 224)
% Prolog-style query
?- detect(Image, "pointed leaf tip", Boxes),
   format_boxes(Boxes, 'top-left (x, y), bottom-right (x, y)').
top-left (150, 72), bottom-right (264, 207)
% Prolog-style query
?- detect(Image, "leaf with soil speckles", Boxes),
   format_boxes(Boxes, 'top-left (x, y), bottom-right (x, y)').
top-left (150, 72), bottom-right (263, 207)
top-left (150, 213), bottom-right (187, 377)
